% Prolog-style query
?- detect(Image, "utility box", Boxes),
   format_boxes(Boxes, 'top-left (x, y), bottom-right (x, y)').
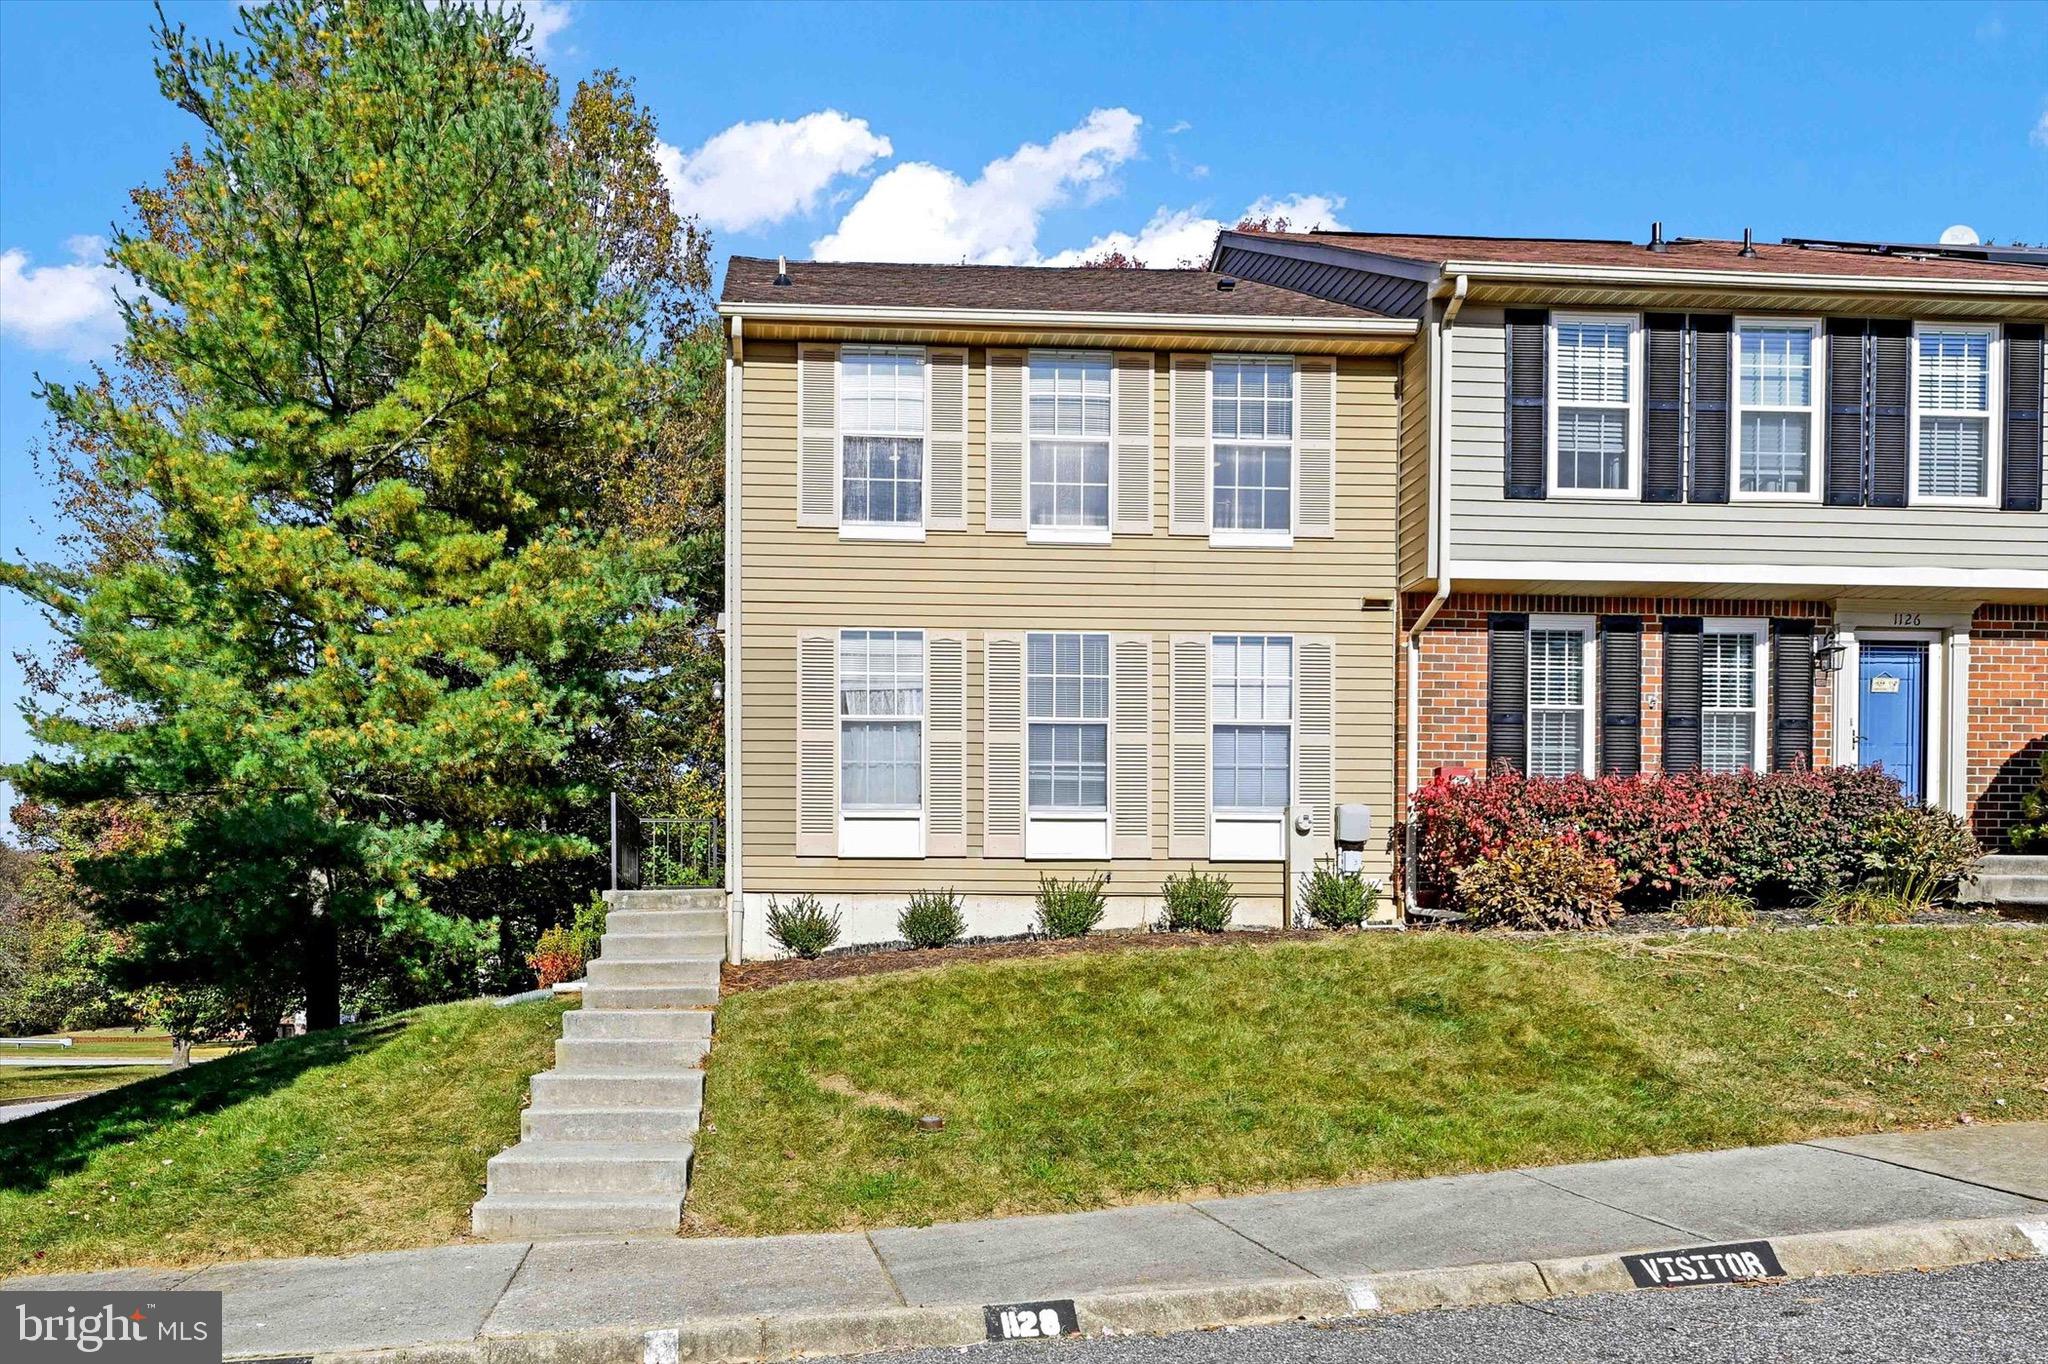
top-left (1334, 803), bottom-right (1372, 876)
top-left (1282, 805), bottom-right (1328, 928)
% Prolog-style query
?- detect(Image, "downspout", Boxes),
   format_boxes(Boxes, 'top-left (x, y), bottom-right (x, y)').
top-left (1403, 273), bottom-right (1466, 915)
top-left (724, 316), bottom-right (744, 962)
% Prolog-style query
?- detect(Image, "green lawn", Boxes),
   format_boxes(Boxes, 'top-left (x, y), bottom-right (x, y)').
top-left (689, 925), bottom-right (2048, 1236)
top-left (0, 1033), bottom-right (242, 1107)
top-left (0, 998), bottom-right (566, 1275)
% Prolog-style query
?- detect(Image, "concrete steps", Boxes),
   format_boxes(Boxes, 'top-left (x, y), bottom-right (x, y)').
top-left (470, 888), bottom-right (725, 1240)
top-left (1962, 855), bottom-right (2048, 906)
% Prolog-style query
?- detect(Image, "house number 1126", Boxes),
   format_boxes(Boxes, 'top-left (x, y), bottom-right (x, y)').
top-left (1891, 612), bottom-right (1922, 627)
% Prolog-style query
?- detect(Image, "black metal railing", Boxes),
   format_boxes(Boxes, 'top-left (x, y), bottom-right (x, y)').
top-left (610, 792), bottom-right (724, 890)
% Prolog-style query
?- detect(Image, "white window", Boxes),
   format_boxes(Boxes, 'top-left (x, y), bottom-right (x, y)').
top-left (1734, 320), bottom-right (1820, 500)
top-left (1026, 632), bottom-right (1109, 858)
top-left (1527, 617), bottom-right (1593, 778)
top-left (1211, 357), bottom-right (1294, 544)
top-left (1028, 352), bottom-right (1112, 542)
top-left (839, 347), bottom-right (925, 534)
top-left (1549, 315), bottom-right (1638, 496)
top-left (839, 629), bottom-right (924, 856)
top-left (1702, 621), bottom-right (1767, 775)
top-left (1211, 635), bottom-right (1291, 859)
top-left (1912, 324), bottom-right (1999, 505)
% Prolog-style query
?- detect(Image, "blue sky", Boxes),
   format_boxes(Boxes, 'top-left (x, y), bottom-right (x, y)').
top-left (2, 0), bottom-right (2045, 806)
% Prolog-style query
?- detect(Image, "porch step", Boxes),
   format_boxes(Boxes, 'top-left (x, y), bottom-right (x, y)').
top-left (605, 889), bottom-right (725, 913)
top-left (603, 907), bottom-right (726, 931)
top-left (470, 1191), bottom-right (682, 1239)
top-left (521, 1106), bottom-right (700, 1142)
top-left (485, 1140), bottom-right (695, 1196)
top-left (602, 929), bottom-right (728, 959)
top-left (581, 982), bottom-right (721, 1010)
top-left (1961, 856), bottom-right (2048, 906)
top-left (562, 1007), bottom-right (714, 1040)
top-left (529, 1069), bottom-right (704, 1110)
top-left (556, 1037), bottom-right (709, 1072)
top-left (585, 956), bottom-right (722, 988)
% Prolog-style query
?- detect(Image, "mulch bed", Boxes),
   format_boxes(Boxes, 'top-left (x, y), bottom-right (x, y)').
top-left (720, 904), bottom-right (2041, 995)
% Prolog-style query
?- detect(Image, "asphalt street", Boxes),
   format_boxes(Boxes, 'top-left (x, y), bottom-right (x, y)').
top-left (819, 1258), bottom-right (2047, 1364)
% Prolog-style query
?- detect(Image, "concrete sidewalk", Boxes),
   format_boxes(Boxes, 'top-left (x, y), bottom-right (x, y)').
top-left (8, 1123), bottom-right (2047, 1361)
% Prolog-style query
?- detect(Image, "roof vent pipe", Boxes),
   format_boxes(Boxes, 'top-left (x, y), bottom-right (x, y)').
top-left (773, 255), bottom-right (791, 286)
top-left (1738, 228), bottom-right (1758, 259)
top-left (1216, 276), bottom-right (1238, 291)
top-left (1647, 221), bottom-right (1668, 253)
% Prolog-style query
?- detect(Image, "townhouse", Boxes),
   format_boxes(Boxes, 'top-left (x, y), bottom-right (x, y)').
top-left (1212, 229), bottom-right (2048, 885)
top-left (719, 231), bottom-right (2048, 948)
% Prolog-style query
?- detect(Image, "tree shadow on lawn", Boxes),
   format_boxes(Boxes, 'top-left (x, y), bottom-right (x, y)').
top-left (0, 1016), bottom-right (407, 1197)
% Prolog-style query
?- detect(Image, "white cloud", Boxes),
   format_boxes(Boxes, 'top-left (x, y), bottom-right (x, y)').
top-left (658, 111), bottom-right (892, 234)
top-left (520, 0), bottom-right (574, 56)
top-left (2033, 105), bottom-right (2048, 149)
top-left (812, 108), bottom-right (1142, 264)
top-left (0, 236), bottom-right (128, 361)
top-left (1041, 193), bottom-right (1347, 269)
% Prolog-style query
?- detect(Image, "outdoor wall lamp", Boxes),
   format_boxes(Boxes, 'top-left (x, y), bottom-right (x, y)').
top-left (1813, 628), bottom-right (1847, 674)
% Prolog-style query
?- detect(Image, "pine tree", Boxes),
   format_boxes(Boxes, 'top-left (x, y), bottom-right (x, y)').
top-left (3, 0), bottom-right (700, 1028)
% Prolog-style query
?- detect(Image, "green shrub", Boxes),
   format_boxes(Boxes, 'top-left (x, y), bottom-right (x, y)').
top-left (765, 894), bottom-right (841, 959)
top-left (2014, 752), bottom-right (2048, 852)
top-left (1456, 836), bottom-right (1621, 931)
top-left (1674, 889), bottom-right (1755, 929)
top-left (1298, 860), bottom-right (1381, 929)
top-left (1861, 805), bottom-right (1982, 909)
top-left (568, 894), bottom-right (608, 961)
top-left (1159, 869), bottom-right (1236, 933)
top-left (1812, 884), bottom-right (1912, 925)
top-left (1034, 872), bottom-right (1108, 939)
top-left (898, 889), bottom-right (966, 949)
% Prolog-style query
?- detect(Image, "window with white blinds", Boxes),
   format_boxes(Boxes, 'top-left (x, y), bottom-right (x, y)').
top-left (1027, 353), bottom-right (1112, 536)
top-left (1027, 632), bottom-right (1110, 813)
top-left (839, 630), bottom-right (924, 811)
top-left (1912, 325), bottom-right (1997, 503)
top-left (1701, 624), bottom-right (1764, 774)
top-left (1735, 321), bottom-right (1819, 498)
top-left (1550, 316), bottom-right (1637, 494)
top-left (1211, 635), bottom-right (1292, 813)
top-left (1211, 357), bottom-right (1294, 538)
top-left (839, 347), bottom-right (925, 527)
top-left (1527, 621), bottom-right (1591, 777)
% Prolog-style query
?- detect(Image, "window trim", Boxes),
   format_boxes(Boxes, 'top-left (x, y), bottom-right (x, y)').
top-left (1730, 316), bottom-right (1824, 505)
top-left (1208, 632), bottom-right (1294, 862)
top-left (1909, 321), bottom-right (2001, 508)
top-left (1546, 312), bottom-right (1642, 500)
top-left (837, 344), bottom-right (930, 541)
top-left (1701, 618), bottom-right (1770, 775)
top-left (836, 627), bottom-right (927, 859)
top-left (1526, 613), bottom-right (1596, 778)
top-left (1025, 349), bottom-right (1114, 546)
top-left (1023, 629), bottom-right (1112, 861)
top-left (1207, 355), bottom-right (1297, 548)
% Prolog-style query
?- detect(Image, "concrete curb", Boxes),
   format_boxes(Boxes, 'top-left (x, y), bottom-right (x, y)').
top-left (286, 1214), bottom-right (2047, 1364)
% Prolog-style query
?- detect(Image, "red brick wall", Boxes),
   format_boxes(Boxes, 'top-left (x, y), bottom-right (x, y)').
top-left (1968, 605), bottom-right (2048, 845)
top-left (1399, 592), bottom-right (1833, 795)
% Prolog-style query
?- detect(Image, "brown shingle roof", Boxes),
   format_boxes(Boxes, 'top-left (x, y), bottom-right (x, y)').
top-left (720, 256), bottom-right (1390, 318)
top-left (1260, 232), bottom-right (2048, 286)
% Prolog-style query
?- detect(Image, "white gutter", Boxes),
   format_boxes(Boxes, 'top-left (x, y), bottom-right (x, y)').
top-left (716, 299), bottom-right (1419, 338)
top-left (1402, 273), bottom-right (1466, 917)
top-left (1437, 259), bottom-right (2048, 299)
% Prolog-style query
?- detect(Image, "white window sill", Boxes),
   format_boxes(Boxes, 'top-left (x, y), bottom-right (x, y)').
top-left (1545, 488), bottom-right (1638, 501)
top-left (1210, 814), bottom-right (1284, 862)
top-left (1208, 531), bottom-right (1294, 549)
top-left (1730, 491), bottom-right (1822, 505)
top-left (1908, 494), bottom-right (1998, 509)
top-left (1025, 815), bottom-right (1109, 860)
top-left (1026, 525), bottom-right (1112, 546)
top-left (839, 523), bottom-right (926, 542)
top-left (838, 815), bottom-right (924, 858)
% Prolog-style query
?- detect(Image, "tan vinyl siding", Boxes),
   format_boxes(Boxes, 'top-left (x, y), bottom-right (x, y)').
top-left (1445, 308), bottom-right (2048, 572)
top-left (737, 340), bottom-right (1399, 901)
top-left (1397, 309), bottom-right (1433, 585)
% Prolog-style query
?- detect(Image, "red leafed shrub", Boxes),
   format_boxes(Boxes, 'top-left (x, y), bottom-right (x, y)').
top-left (527, 926), bottom-right (585, 988)
top-left (1412, 766), bottom-right (1905, 912)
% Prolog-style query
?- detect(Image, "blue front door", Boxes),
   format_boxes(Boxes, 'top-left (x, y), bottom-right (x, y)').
top-left (1858, 642), bottom-right (1928, 803)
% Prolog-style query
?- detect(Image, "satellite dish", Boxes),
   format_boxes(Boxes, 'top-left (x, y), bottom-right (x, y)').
top-left (1939, 224), bottom-right (1982, 246)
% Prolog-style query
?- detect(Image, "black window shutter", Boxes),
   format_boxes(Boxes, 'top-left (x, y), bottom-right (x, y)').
top-left (1505, 310), bottom-right (1548, 500)
top-left (1824, 318), bottom-right (1868, 506)
top-left (1487, 612), bottom-right (1530, 774)
top-left (1661, 616), bottom-right (1703, 774)
top-left (1641, 314), bottom-right (1686, 503)
top-left (1598, 616), bottom-right (1643, 776)
top-left (2004, 322), bottom-right (2044, 513)
top-left (1689, 316), bottom-right (1732, 503)
top-left (1769, 620), bottom-right (1816, 772)
top-left (1869, 319), bottom-right (1911, 508)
